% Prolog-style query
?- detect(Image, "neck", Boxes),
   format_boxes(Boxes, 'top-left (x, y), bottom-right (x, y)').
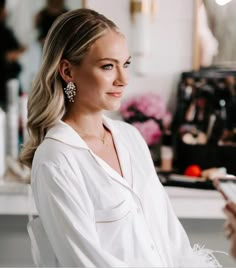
top-left (63, 111), bottom-right (105, 136)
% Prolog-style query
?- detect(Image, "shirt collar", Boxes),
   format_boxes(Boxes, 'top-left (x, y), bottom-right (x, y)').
top-left (45, 115), bottom-right (120, 149)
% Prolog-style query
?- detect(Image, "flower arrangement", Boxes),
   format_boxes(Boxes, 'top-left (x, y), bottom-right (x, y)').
top-left (120, 92), bottom-right (172, 146)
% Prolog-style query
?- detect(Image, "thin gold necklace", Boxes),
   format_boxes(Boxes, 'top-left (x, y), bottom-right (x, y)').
top-left (78, 127), bottom-right (108, 146)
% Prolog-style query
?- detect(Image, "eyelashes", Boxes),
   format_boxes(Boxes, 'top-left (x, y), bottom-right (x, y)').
top-left (101, 61), bottom-right (131, 70)
top-left (101, 64), bottom-right (113, 70)
top-left (124, 61), bottom-right (131, 68)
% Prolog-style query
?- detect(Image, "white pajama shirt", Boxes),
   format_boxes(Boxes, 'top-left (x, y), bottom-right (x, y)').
top-left (31, 116), bottom-right (220, 267)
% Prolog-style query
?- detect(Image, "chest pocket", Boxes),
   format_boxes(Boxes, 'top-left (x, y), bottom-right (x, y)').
top-left (95, 196), bottom-right (136, 223)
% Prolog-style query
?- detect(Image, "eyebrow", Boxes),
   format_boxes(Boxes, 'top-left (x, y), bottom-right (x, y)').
top-left (96, 56), bottom-right (131, 63)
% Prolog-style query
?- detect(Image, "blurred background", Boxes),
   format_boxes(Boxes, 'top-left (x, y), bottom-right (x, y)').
top-left (0, 0), bottom-right (236, 266)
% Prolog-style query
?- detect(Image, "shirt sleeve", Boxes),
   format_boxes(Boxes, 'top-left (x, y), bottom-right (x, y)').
top-left (32, 163), bottom-right (128, 267)
top-left (130, 125), bottom-right (221, 267)
top-left (163, 190), bottom-right (221, 267)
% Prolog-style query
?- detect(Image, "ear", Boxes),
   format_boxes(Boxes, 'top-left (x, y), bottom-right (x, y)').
top-left (59, 59), bottom-right (73, 83)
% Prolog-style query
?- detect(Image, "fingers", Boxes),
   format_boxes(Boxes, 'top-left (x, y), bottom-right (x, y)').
top-left (223, 202), bottom-right (236, 259)
top-left (224, 212), bottom-right (236, 232)
top-left (224, 220), bottom-right (234, 239)
top-left (230, 233), bottom-right (236, 259)
top-left (224, 219), bottom-right (236, 258)
top-left (213, 179), bottom-right (219, 189)
top-left (213, 179), bottom-right (229, 200)
top-left (224, 202), bottom-right (236, 228)
top-left (226, 202), bottom-right (236, 214)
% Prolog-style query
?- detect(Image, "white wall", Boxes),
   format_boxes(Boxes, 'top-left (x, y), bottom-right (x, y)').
top-left (7, 0), bottom-right (84, 46)
top-left (87, 0), bottom-right (195, 113)
top-left (8, 0), bottom-right (195, 111)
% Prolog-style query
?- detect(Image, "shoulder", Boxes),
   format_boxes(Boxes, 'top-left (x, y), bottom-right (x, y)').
top-left (31, 141), bottom-right (82, 191)
top-left (32, 138), bottom-right (71, 173)
top-left (34, 137), bottom-right (64, 157)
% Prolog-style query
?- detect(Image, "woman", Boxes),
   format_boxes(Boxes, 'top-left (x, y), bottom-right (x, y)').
top-left (20, 8), bottom-right (220, 267)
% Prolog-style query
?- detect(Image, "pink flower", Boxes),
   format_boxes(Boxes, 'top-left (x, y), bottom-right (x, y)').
top-left (133, 119), bottom-right (162, 145)
top-left (120, 92), bottom-right (172, 146)
top-left (135, 93), bottom-right (167, 120)
top-left (120, 92), bottom-right (172, 123)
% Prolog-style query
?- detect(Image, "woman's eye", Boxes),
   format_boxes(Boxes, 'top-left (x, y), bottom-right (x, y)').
top-left (124, 61), bottom-right (131, 68)
top-left (101, 64), bottom-right (113, 70)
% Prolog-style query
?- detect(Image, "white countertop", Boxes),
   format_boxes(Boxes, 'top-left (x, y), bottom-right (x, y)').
top-left (165, 186), bottom-right (225, 219)
top-left (0, 180), bottom-right (226, 219)
top-left (0, 182), bottom-right (37, 215)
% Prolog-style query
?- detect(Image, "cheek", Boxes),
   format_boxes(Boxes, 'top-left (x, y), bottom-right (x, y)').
top-left (85, 71), bottom-right (115, 90)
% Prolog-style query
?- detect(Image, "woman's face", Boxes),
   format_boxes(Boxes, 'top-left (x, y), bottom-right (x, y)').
top-left (70, 30), bottom-right (131, 112)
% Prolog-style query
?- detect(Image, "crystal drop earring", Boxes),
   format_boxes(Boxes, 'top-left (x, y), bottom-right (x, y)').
top-left (64, 81), bottom-right (76, 102)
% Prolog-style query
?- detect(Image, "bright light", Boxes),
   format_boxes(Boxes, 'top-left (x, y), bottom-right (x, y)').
top-left (215, 0), bottom-right (232, 6)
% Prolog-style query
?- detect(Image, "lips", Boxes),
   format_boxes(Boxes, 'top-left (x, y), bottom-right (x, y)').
top-left (107, 92), bottom-right (123, 97)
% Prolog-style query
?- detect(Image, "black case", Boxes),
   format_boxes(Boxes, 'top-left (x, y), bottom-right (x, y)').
top-left (173, 68), bottom-right (236, 175)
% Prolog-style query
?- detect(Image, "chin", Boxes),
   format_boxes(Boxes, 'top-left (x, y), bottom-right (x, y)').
top-left (105, 100), bottom-right (121, 111)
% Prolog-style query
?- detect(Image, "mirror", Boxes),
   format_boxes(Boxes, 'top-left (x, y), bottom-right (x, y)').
top-left (193, 0), bottom-right (236, 70)
top-left (5, 0), bottom-right (86, 94)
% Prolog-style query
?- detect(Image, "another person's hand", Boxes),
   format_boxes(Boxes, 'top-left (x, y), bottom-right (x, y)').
top-left (223, 201), bottom-right (236, 258)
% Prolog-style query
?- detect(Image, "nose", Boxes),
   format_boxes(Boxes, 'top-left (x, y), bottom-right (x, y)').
top-left (114, 68), bottom-right (128, 87)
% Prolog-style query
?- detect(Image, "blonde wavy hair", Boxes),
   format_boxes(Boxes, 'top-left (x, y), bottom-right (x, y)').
top-left (20, 8), bottom-right (119, 167)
